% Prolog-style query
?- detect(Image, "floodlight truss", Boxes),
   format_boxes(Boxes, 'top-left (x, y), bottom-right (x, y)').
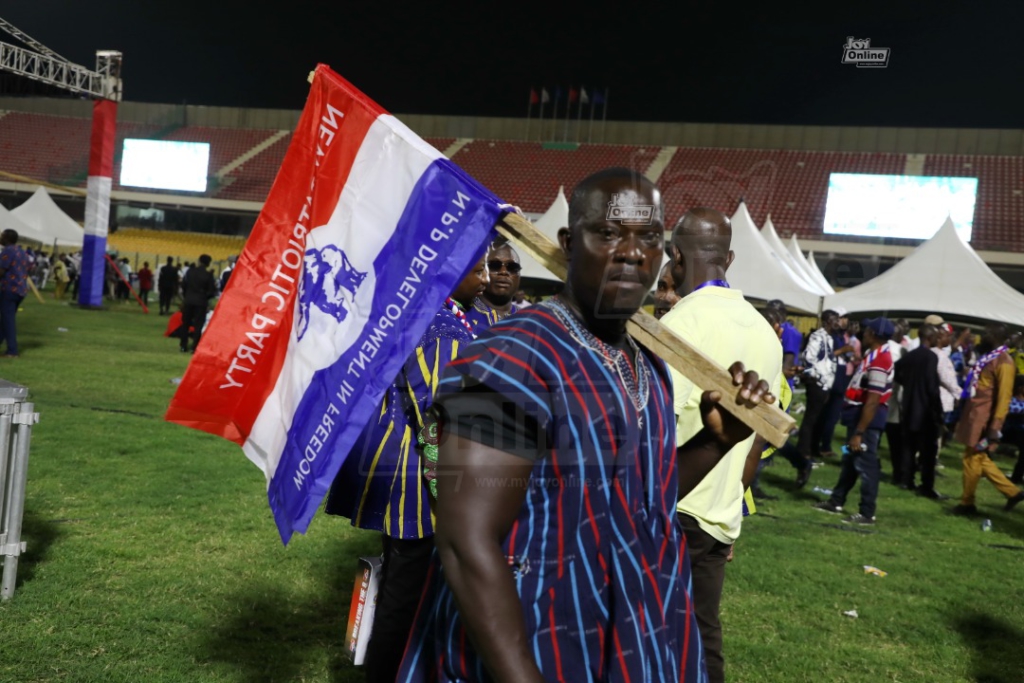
top-left (0, 17), bottom-right (121, 101)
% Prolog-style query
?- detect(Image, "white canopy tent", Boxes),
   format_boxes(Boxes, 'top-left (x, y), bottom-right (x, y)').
top-left (0, 203), bottom-right (51, 246)
top-left (785, 234), bottom-right (835, 294)
top-left (11, 187), bottom-right (85, 248)
top-left (761, 216), bottom-right (828, 295)
top-left (727, 202), bottom-right (823, 313)
top-left (517, 186), bottom-right (567, 282)
top-left (825, 217), bottom-right (1024, 327)
top-left (806, 251), bottom-right (832, 294)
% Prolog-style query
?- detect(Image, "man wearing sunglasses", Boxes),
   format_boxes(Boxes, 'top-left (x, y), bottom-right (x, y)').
top-left (466, 240), bottom-right (522, 332)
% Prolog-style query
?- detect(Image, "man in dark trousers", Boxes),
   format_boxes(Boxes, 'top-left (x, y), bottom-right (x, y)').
top-left (814, 317), bottom-right (895, 525)
top-left (179, 254), bottom-right (217, 353)
top-left (895, 323), bottom-right (943, 496)
top-left (0, 229), bottom-right (31, 358)
top-left (158, 256), bottom-right (179, 315)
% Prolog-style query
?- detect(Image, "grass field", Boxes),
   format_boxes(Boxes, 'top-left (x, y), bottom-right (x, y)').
top-left (1, 297), bottom-right (1023, 683)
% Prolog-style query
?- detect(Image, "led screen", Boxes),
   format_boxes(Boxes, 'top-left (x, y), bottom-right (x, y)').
top-left (823, 173), bottom-right (978, 242)
top-left (120, 139), bottom-right (210, 192)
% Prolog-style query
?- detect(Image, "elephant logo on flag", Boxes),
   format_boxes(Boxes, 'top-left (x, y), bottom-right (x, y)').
top-left (296, 245), bottom-right (367, 341)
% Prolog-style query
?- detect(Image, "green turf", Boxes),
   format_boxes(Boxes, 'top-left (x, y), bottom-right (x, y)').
top-left (0, 297), bottom-right (1022, 682)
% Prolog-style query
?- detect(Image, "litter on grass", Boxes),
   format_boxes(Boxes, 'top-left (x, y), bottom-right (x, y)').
top-left (170, 377), bottom-right (182, 385)
top-left (842, 609), bottom-right (858, 618)
top-left (863, 565), bottom-right (887, 577)
top-left (812, 486), bottom-right (833, 495)
top-left (57, 327), bottom-right (68, 332)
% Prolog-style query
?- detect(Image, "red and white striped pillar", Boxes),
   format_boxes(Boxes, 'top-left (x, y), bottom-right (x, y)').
top-left (80, 99), bottom-right (117, 307)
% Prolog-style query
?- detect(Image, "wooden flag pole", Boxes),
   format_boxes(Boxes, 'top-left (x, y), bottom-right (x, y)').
top-left (496, 212), bottom-right (796, 447)
top-left (26, 277), bottom-right (45, 305)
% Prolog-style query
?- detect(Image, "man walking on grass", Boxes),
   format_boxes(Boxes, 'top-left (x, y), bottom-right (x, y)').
top-left (396, 168), bottom-right (774, 683)
top-left (158, 256), bottom-right (179, 315)
top-left (951, 323), bottom-right (1024, 515)
top-left (178, 254), bottom-right (217, 353)
top-left (0, 229), bottom-right (30, 358)
top-left (661, 207), bottom-right (783, 683)
top-left (894, 323), bottom-right (942, 496)
top-left (814, 317), bottom-right (895, 525)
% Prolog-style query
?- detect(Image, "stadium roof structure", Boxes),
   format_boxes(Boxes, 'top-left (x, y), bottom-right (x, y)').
top-left (728, 202), bottom-right (824, 314)
top-left (825, 218), bottom-right (1024, 327)
top-left (11, 186), bottom-right (84, 247)
top-left (761, 216), bottom-right (828, 295)
top-left (785, 233), bottom-right (835, 294)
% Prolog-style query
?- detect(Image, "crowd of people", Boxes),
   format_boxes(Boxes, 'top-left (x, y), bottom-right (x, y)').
top-left (746, 306), bottom-right (1024, 523)
top-left (8, 163), bottom-right (1024, 681)
top-left (309, 166), bottom-right (1024, 683)
top-left (313, 166), bottom-right (1024, 683)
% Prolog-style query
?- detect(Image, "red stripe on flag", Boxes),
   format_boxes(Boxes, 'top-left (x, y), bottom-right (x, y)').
top-left (165, 65), bottom-right (385, 444)
top-left (88, 99), bottom-right (117, 178)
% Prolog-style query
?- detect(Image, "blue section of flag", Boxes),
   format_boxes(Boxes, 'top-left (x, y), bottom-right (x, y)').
top-left (267, 158), bottom-right (503, 541)
top-left (593, 90), bottom-right (605, 105)
top-left (79, 234), bottom-right (107, 307)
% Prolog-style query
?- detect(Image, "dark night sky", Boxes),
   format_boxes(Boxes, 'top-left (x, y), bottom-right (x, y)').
top-left (3, 2), bottom-right (1023, 128)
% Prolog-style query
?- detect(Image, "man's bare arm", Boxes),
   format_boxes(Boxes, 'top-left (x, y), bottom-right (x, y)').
top-left (434, 434), bottom-right (545, 683)
top-left (742, 436), bottom-right (767, 490)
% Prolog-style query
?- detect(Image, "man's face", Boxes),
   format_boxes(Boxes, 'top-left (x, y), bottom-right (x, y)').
top-left (982, 325), bottom-right (1004, 348)
top-left (560, 180), bottom-right (664, 319)
top-left (838, 316), bottom-right (849, 331)
top-left (653, 262), bottom-right (680, 319)
top-left (484, 246), bottom-right (520, 304)
top-left (452, 255), bottom-right (489, 307)
top-left (824, 315), bottom-right (840, 333)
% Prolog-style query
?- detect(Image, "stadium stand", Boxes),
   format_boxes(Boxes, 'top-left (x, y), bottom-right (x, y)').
top-left (0, 112), bottom-right (90, 181)
top-left (215, 133), bottom-right (292, 201)
top-left (107, 227), bottom-right (246, 262)
top-left (659, 149), bottom-right (906, 236)
top-left (165, 126), bottom-right (278, 176)
top-left (1, 110), bottom-right (1023, 255)
top-left (923, 154), bottom-right (1024, 252)
top-left (449, 141), bottom-right (660, 212)
top-left (425, 138), bottom-right (456, 154)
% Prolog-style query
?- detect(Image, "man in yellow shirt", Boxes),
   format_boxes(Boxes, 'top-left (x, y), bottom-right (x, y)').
top-left (660, 207), bottom-right (784, 683)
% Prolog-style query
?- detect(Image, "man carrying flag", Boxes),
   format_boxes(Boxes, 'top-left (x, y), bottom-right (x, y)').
top-left (398, 168), bottom-right (774, 683)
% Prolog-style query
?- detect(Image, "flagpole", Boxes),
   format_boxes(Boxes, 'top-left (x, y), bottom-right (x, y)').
top-left (525, 89), bottom-right (532, 142)
top-left (538, 92), bottom-right (545, 143)
top-left (563, 89), bottom-right (571, 142)
top-left (601, 88), bottom-right (609, 143)
top-left (550, 91), bottom-right (558, 142)
top-left (588, 93), bottom-right (596, 143)
top-left (576, 90), bottom-right (584, 143)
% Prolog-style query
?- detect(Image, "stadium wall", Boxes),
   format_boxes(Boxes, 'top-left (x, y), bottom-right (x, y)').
top-left (2, 96), bottom-right (1024, 156)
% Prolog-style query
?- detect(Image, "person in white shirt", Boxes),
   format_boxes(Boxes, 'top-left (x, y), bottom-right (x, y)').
top-left (798, 311), bottom-right (842, 463)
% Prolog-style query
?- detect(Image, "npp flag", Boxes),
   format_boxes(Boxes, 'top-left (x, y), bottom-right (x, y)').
top-left (165, 64), bottom-right (506, 543)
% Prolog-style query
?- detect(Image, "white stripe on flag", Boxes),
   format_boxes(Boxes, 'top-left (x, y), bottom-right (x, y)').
top-left (85, 176), bottom-right (112, 238)
top-left (242, 115), bottom-right (443, 481)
